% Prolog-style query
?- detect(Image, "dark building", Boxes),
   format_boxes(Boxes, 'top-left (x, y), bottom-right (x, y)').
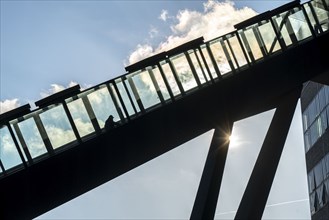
top-left (301, 82), bottom-right (329, 219)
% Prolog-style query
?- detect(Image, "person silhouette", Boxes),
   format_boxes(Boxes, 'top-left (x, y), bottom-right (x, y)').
top-left (105, 115), bottom-right (118, 131)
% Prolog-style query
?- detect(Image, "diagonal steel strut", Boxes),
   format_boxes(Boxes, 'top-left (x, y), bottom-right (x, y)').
top-left (190, 118), bottom-right (233, 220)
top-left (235, 87), bottom-right (302, 219)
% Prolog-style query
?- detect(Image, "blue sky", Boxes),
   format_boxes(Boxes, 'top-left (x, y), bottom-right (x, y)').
top-left (0, 0), bottom-right (292, 104)
top-left (0, 0), bottom-right (311, 219)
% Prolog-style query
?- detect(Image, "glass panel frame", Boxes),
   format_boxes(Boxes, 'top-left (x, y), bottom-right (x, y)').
top-left (0, 125), bottom-right (23, 170)
top-left (39, 104), bottom-right (76, 149)
top-left (66, 97), bottom-right (96, 138)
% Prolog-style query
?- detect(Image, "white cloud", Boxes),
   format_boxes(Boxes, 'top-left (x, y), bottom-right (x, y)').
top-left (159, 10), bottom-right (169, 22)
top-left (40, 81), bottom-right (79, 98)
top-left (127, 44), bottom-right (154, 66)
top-left (128, 0), bottom-right (257, 65)
top-left (0, 99), bottom-right (20, 114)
top-left (1, 82), bottom-right (92, 116)
top-left (45, 125), bottom-right (76, 149)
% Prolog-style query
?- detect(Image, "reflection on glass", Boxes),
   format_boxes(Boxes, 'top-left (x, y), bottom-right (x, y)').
top-left (109, 83), bottom-right (128, 119)
top-left (130, 70), bottom-right (161, 109)
top-left (160, 62), bottom-right (181, 96)
top-left (209, 39), bottom-right (232, 75)
top-left (122, 78), bottom-right (141, 113)
top-left (305, 3), bottom-right (321, 33)
top-left (243, 28), bottom-right (264, 60)
top-left (258, 21), bottom-right (281, 53)
top-left (115, 80), bottom-right (136, 116)
top-left (0, 126), bottom-right (22, 170)
top-left (151, 66), bottom-right (171, 101)
top-left (200, 45), bottom-right (218, 79)
top-left (312, 1), bottom-right (329, 32)
top-left (17, 117), bottom-right (47, 158)
top-left (273, 14), bottom-right (293, 47)
top-left (227, 35), bottom-right (249, 68)
top-left (222, 39), bottom-right (238, 70)
top-left (87, 87), bottom-right (121, 128)
top-left (170, 54), bottom-right (198, 91)
top-left (192, 49), bottom-right (209, 83)
top-left (67, 98), bottom-right (95, 137)
top-left (9, 123), bottom-right (28, 162)
top-left (288, 10), bottom-right (312, 41)
top-left (39, 105), bottom-right (76, 149)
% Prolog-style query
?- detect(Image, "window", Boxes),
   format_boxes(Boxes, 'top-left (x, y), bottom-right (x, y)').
top-left (309, 170), bottom-right (315, 192)
top-left (319, 87), bottom-right (327, 111)
top-left (314, 161), bottom-right (324, 188)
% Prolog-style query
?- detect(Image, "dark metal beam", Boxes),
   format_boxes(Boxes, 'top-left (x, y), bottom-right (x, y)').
top-left (235, 87), bottom-right (301, 219)
top-left (190, 118), bottom-right (233, 220)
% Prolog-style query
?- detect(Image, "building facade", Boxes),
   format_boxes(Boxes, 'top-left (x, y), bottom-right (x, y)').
top-left (301, 81), bottom-right (329, 219)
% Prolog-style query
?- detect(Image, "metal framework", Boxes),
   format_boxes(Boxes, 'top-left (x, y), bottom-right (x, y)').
top-left (0, 0), bottom-right (328, 218)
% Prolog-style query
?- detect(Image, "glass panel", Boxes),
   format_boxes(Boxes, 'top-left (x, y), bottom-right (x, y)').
top-left (326, 86), bottom-right (329, 104)
top-left (320, 110), bottom-right (328, 134)
top-left (0, 126), bottom-right (22, 170)
top-left (115, 79), bottom-right (137, 116)
top-left (273, 13), bottom-right (293, 47)
top-left (317, 185), bottom-right (324, 208)
top-left (312, 0), bottom-right (329, 32)
top-left (9, 123), bottom-right (27, 162)
top-left (151, 66), bottom-right (171, 101)
top-left (310, 120), bottom-right (320, 146)
top-left (223, 39), bottom-right (237, 70)
top-left (324, 180), bottom-right (329, 205)
top-left (66, 98), bottom-right (95, 137)
top-left (258, 21), bottom-right (281, 53)
top-left (288, 9), bottom-right (313, 41)
top-left (200, 45), bottom-right (218, 79)
top-left (17, 117), bottom-right (47, 158)
top-left (109, 83), bottom-right (128, 118)
top-left (87, 87), bottom-right (121, 128)
top-left (327, 106), bottom-right (329, 129)
top-left (304, 130), bottom-right (311, 152)
top-left (309, 170), bottom-right (316, 192)
top-left (39, 105), bottom-right (76, 149)
top-left (326, 179), bottom-right (329, 203)
top-left (315, 161), bottom-right (324, 187)
top-left (303, 107), bottom-right (309, 131)
top-left (189, 50), bottom-right (208, 84)
top-left (170, 53), bottom-right (198, 92)
top-left (227, 35), bottom-right (248, 68)
top-left (308, 96), bottom-right (320, 125)
top-left (325, 154), bottom-right (329, 179)
top-left (208, 39), bottom-right (232, 75)
top-left (322, 156), bottom-right (328, 180)
top-left (160, 62), bottom-right (181, 96)
top-left (304, 3), bottom-right (321, 34)
top-left (243, 28), bottom-right (263, 60)
top-left (130, 70), bottom-right (161, 109)
top-left (310, 191), bottom-right (316, 214)
top-left (319, 87), bottom-right (327, 111)
top-left (122, 78), bottom-right (141, 113)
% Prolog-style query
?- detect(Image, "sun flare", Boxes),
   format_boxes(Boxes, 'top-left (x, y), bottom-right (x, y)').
top-left (228, 134), bottom-right (240, 148)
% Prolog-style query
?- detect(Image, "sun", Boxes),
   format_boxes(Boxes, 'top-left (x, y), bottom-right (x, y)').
top-left (228, 134), bottom-right (240, 148)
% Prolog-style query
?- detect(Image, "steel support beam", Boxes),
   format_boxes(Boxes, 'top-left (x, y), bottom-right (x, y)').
top-left (235, 87), bottom-right (301, 219)
top-left (190, 118), bottom-right (233, 220)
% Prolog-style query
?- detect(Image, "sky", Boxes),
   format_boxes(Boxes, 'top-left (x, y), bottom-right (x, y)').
top-left (0, 0), bottom-right (311, 219)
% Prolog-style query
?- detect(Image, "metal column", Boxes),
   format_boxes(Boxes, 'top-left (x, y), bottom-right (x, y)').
top-left (190, 118), bottom-right (233, 220)
top-left (235, 88), bottom-right (301, 219)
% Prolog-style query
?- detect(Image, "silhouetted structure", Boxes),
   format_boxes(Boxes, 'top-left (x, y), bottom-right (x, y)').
top-left (0, 0), bottom-right (328, 219)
